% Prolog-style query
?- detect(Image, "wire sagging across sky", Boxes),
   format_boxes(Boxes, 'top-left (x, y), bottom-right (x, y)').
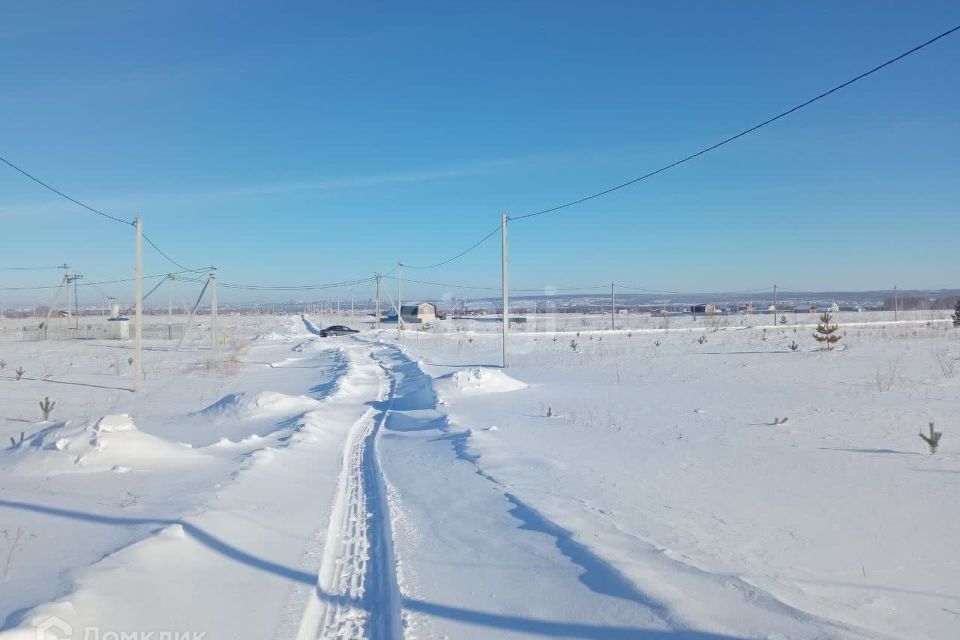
top-left (406, 21), bottom-right (960, 269)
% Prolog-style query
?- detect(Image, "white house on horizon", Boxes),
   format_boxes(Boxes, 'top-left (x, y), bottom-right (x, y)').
top-left (400, 302), bottom-right (437, 324)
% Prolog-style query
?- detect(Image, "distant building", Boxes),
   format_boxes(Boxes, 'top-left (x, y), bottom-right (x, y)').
top-left (691, 303), bottom-right (721, 315)
top-left (106, 316), bottom-right (130, 339)
top-left (400, 302), bottom-right (437, 324)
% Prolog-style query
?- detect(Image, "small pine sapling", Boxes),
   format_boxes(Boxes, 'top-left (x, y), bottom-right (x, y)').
top-left (813, 312), bottom-right (842, 350)
top-left (39, 397), bottom-right (56, 420)
top-left (788, 340), bottom-right (799, 351)
top-left (780, 315), bottom-right (788, 325)
top-left (919, 422), bottom-right (942, 454)
top-left (14, 367), bottom-right (24, 381)
top-left (697, 335), bottom-right (707, 345)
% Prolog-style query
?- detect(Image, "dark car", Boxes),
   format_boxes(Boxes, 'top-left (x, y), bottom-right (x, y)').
top-left (319, 325), bottom-right (359, 337)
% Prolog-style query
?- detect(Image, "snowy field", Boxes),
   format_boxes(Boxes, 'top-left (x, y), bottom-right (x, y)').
top-left (1, 311), bottom-right (958, 639)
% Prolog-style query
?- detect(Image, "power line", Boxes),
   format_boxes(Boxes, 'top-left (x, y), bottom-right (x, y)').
top-left (175, 275), bottom-right (377, 291)
top-left (403, 224), bottom-right (503, 270)
top-left (510, 23), bottom-right (960, 222)
top-left (0, 155), bottom-right (132, 225)
top-left (0, 266), bottom-right (65, 271)
top-left (0, 155), bottom-right (204, 272)
top-left (614, 284), bottom-right (776, 296)
top-left (142, 233), bottom-right (205, 273)
top-left (0, 270), bottom-right (196, 291)
top-left (383, 275), bottom-right (610, 293)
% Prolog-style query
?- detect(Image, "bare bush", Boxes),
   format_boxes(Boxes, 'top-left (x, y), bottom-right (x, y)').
top-left (874, 359), bottom-right (902, 392)
top-left (935, 351), bottom-right (956, 379)
top-left (1, 528), bottom-right (34, 579)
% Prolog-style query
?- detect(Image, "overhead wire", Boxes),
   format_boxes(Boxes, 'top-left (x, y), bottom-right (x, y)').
top-left (510, 23), bottom-right (960, 222)
top-left (0, 154), bottom-right (132, 225)
top-left (174, 275), bottom-right (377, 292)
top-left (0, 155), bottom-right (204, 272)
top-left (0, 270), bottom-right (198, 291)
top-left (0, 266), bottom-right (66, 271)
top-left (402, 224), bottom-right (503, 270)
top-left (3, 23), bottom-right (959, 286)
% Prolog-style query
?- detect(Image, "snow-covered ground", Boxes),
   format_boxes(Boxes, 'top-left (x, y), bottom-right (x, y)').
top-left (1, 311), bottom-right (958, 639)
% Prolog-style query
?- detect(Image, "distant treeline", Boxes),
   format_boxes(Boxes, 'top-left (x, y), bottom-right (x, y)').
top-left (883, 296), bottom-right (958, 311)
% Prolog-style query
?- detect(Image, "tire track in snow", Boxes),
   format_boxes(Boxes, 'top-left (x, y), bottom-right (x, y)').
top-left (296, 344), bottom-right (402, 640)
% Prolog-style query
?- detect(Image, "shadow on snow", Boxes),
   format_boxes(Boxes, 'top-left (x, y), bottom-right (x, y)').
top-left (0, 498), bottom-right (746, 639)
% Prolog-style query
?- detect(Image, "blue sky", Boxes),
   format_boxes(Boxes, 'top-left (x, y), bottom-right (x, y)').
top-left (1, 1), bottom-right (958, 304)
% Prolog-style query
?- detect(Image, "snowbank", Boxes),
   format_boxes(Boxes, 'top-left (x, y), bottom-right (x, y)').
top-left (4, 414), bottom-right (204, 475)
top-left (198, 391), bottom-right (321, 421)
top-left (435, 367), bottom-right (528, 397)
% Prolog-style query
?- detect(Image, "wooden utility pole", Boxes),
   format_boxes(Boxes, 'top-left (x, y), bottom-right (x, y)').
top-left (501, 212), bottom-right (509, 368)
top-left (893, 285), bottom-right (898, 321)
top-left (133, 217), bottom-right (144, 392)
top-left (773, 284), bottom-right (778, 323)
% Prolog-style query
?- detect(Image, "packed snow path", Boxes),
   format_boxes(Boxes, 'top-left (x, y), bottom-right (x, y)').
top-left (299, 336), bottom-right (884, 640)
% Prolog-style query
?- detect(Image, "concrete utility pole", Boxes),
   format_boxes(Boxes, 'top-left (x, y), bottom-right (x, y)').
top-left (133, 217), bottom-right (144, 392)
top-left (375, 273), bottom-right (381, 330)
top-left (167, 275), bottom-right (174, 340)
top-left (210, 266), bottom-right (218, 353)
top-left (65, 272), bottom-right (83, 330)
top-left (501, 212), bottom-right (509, 368)
top-left (397, 262), bottom-right (404, 332)
top-left (611, 282), bottom-right (615, 331)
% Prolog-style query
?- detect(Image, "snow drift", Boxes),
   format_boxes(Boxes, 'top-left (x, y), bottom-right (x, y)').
top-left (198, 391), bottom-right (321, 421)
top-left (4, 414), bottom-right (204, 474)
top-left (436, 367), bottom-right (528, 396)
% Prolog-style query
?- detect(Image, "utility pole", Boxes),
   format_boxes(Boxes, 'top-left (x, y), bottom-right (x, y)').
top-left (210, 267), bottom-right (218, 353)
top-left (501, 212), bottom-right (509, 368)
top-left (773, 284), bottom-right (778, 324)
top-left (167, 275), bottom-right (174, 340)
top-left (65, 272), bottom-right (83, 330)
top-left (611, 282), bottom-right (615, 331)
top-left (133, 217), bottom-right (144, 392)
top-left (397, 262), bottom-right (404, 332)
top-left (375, 273), bottom-right (381, 330)
top-left (893, 285), bottom-right (898, 321)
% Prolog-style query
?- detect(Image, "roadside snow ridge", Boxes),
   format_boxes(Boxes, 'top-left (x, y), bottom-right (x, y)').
top-left (443, 367), bottom-right (527, 394)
